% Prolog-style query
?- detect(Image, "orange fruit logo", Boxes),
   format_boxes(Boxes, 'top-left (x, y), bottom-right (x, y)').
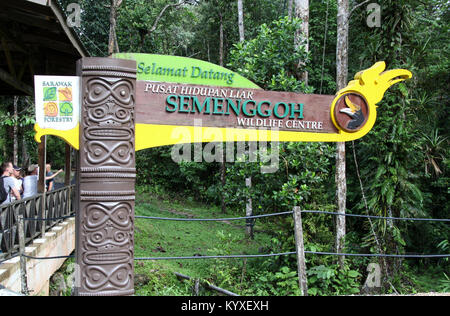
top-left (44, 102), bottom-right (58, 117)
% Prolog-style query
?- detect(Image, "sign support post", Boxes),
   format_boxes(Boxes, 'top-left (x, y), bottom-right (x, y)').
top-left (293, 206), bottom-right (308, 296)
top-left (38, 135), bottom-right (46, 237)
top-left (74, 57), bottom-right (137, 296)
top-left (245, 177), bottom-right (253, 239)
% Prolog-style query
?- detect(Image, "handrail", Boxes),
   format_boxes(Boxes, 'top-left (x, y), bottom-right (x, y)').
top-left (0, 185), bottom-right (75, 261)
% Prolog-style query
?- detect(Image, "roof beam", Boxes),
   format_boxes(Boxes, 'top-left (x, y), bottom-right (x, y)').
top-left (0, 1), bottom-right (52, 17)
top-left (0, 11), bottom-right (60, 32)
top-left (0, 67), bottom-right (33, 95)
top-left (22, 33), bottom-right (76, 54)
top-left (0, 27), bottom-right (28, 54)
top-left (0, 36), bottom-right (17, 78)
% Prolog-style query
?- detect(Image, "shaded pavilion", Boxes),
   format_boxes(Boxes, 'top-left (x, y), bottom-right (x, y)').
top-left (0, 0), bottom-right (88, 96)
top-left (0, 0), bottom-right (88, 200)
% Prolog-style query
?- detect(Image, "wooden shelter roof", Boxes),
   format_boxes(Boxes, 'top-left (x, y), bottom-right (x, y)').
top-left (0, 0), bottom-right (88, 95)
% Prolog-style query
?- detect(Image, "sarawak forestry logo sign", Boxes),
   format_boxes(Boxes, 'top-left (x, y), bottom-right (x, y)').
top-left (35, 76), bottom-right (80, 131)
top-left (43, 84), bottom-right (73, 119)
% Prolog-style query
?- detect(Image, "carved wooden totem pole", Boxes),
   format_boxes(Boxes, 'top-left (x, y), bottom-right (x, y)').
top-left (75, 58), bottom-right (136, 296)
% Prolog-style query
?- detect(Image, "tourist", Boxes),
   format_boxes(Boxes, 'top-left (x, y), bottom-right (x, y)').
top-left (1, 162), bottom-right (21, 206)
top-left (45, 163), bottom-right (63, 192)
top-left (12, 165), bottom-right (23, 198)
top-left (23, 164), bottom-right (39, 199)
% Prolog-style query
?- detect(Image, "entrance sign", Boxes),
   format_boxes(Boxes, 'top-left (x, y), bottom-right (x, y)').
top-left (33, 57), bottom-right (412, 151)
top-left (34, 76), bottom-right (80, 148)
top-left (121, 58), bottom-right (411, 150)
top-left (32, 54), bottom-right (411, 296)
top-left (138, 82), bottom-right (334, 131)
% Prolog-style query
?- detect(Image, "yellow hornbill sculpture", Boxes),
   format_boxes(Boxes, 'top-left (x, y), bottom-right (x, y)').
top-left (331, 61), bottom-right (412, 137)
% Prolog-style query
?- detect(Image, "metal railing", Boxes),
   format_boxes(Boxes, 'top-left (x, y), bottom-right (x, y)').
top-left (0, 185), bottom-right (75, 261)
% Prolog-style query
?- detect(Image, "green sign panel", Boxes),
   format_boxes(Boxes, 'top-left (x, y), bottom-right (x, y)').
top-left (113, 53), bottom-right (261, 90)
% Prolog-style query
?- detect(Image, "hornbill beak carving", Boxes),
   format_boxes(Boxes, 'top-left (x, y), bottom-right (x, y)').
top-left (339, 96), bottom-right (365, 130)
top-left (341, 61), bottom-right (412, 106)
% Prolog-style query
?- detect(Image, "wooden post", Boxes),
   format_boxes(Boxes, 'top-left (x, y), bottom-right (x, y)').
top-left (17, 214), bottom-right (29, 295)
top-left (75, 57), bottom-right (136, 296)
top-left (194, 279), bottom-right (200, 296)
top-left (65, 144), bottom-right (71, 186)
top-left (13, 96), bottom-right (18, 166)
top-left (245, 177), bottom-right (253, 239)
top-left (64, 144), bottom-right (72, 215)
top-left (293, 206), bottom-right (308, 296)
top-left (38, 135), bottom-right (46, 237)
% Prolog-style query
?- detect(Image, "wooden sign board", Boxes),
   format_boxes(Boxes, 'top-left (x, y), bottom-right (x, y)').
top-left (34, 54), bottom-right (412, 152)
top-left (125, 54), bottom-right (411, 150)
top-left (134, 81), bottom-right (340, 150)
top-left (136, 81), bottom-right (336, 132)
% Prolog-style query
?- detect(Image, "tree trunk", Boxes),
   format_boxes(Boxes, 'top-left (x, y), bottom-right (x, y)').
top-left (108, 0), bottom-right (116, 55)
top-left (335, 0), bottom-right (349, 268)
top-left (294, 0), bottom-right (309, 85)
top-left (237, 0), bottom-right (245, 42)
top-left (288, 0), bottom-right (294, 19)
top-left (335, 142), bottom-right (346, 267)
top-left (336, 0), bottom-right (349, 91)
top-left (22, 133), bottom-right (29, 167)
top-left (218, 17), bottom-right (226, 213)
top-left (219, 12), bottom-right (224, 66)
top-left (108, 0), bottom-right (122, 55)
top-left (13, 96), bottom-right (18, 166)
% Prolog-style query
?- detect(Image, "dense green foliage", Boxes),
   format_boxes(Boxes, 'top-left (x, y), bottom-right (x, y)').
top-left (2, 0), bottom-right (448, 295)
top-left (228, 17), bottom-right (311, 92)
top-left (345, 0), bottom-right (450, 277)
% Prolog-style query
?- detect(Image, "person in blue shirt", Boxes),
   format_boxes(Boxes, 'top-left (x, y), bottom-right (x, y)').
top-left (45, 163), bottom-right (63, 192)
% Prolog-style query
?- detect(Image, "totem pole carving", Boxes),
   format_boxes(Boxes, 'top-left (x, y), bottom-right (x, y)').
top-left (75, 58), bottom-right (136, 296)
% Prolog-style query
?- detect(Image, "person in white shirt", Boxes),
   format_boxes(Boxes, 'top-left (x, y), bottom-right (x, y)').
top-left (23, 164), bottom-right (39, 199)
top-left (11, 165), bottom-right (23, 199)
top-left (22, 164), bottom-right (63, 198)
